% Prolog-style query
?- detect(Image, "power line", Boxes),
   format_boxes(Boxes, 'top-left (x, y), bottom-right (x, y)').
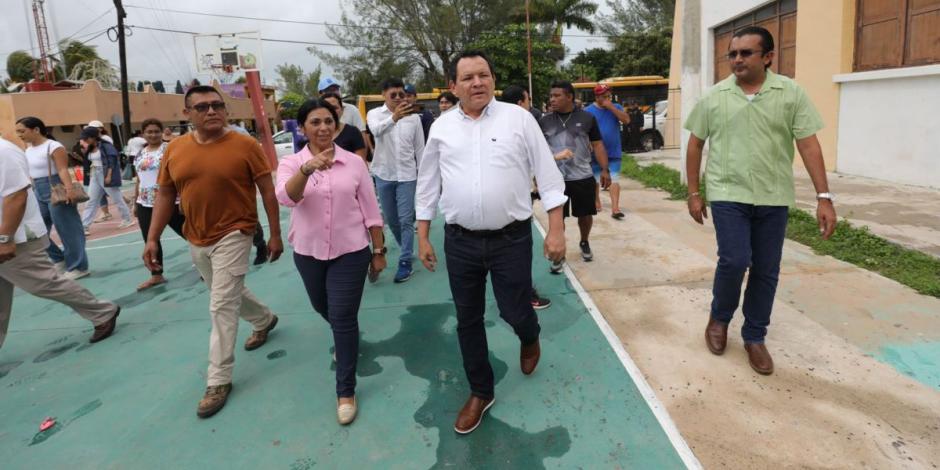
top-left (122, 3), bottom-right (620, 39)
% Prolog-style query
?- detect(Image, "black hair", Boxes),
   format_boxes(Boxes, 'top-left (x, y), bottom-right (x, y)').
top-left (16, 116), bottom-right (53, 139)
top-left (380, 77), bottom-right (405, 91)
top-left (732, 26), bottom-right (775, 69)
top-left (296, 98), bottom-right (339, 127)
top-left (549, 80), bottom-right (575, 97)
top-left (501, 85), bottom-right (527, 105)
top-left (140, 118), bottom-right (164, 131)
top-left (448, 50), bottom-right (495, 82)
top-left (184, 85), bottom-right (223, 106)
top-left (438, 91), bottom-right (458, 105)
top-left (320, 91), bottom-right (343, 105)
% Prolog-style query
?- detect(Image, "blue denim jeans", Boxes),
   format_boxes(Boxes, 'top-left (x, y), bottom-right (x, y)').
top-left (709, 202), bottom-right (789, 344)
top-left (32, 176), bottom-right (89, 272)
top-left (293, 248), bottom-right (371, 398)
top-left (81, 166), bottom-right (132, 228)
top-left (373, 177), bottom-right (416, 264)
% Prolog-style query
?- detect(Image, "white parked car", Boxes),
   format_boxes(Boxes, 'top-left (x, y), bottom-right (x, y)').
top-left (640, 100), bottom-right (668, 151)
top-left (273, 130), bottom-right (295, 158)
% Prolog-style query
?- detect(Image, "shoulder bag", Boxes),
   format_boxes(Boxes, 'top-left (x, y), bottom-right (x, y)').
top-left (47, 143), bottom-right (90, 205)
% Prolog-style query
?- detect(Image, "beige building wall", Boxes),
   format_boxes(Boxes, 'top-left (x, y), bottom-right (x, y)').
top-left (793, 0), bottom-right (856, 170)
top-left (0, 80), bottom-right (276, 148)
top-left (665, 0), bottom-right (685, 150)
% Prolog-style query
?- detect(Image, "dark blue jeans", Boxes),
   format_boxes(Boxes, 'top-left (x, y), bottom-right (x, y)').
top-left (709, 202), bottom-right (789, 344)
top-left (32, 176), bottom-right (89, 272)
top-left (293, 247), bottom-right (371, 398)
top-left (444, 221), bottom-right (541, 400)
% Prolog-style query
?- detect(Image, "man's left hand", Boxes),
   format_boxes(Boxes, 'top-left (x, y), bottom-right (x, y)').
top-left (0, 242), bottom-right (16, 263)
top-left (266, 236), bottom-right (283, 262)
top-left (599, 170), bottom-right (612, 190)
top-left (817, 199), bottom-right (836, 240)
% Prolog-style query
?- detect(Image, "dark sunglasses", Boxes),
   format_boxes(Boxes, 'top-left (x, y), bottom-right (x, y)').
top-left (189, 101), bottom-right (226, 113)
top-left (387, 92), bottom-right (406, 99)
top-left (727, 48), bottom-right (764, 60)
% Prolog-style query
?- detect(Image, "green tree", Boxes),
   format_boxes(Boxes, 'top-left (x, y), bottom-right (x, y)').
top-left (313, 0), bottom-right (518, 90)
top-left (609, 28), bottom-right (672, 77)
top-left (597, 0), bottom-right (675, 36)
top-left (275, 63), bottom-right (322, 98)
top-left (566, 47), bottom-right (616, 81)
top-left (58, 40), bottom-right (106, 78)
top-left (6, 51), bottom-right (37, 82)
top-left (468, 23), bottom-right (561, 104)
top-left (515, 0), bottom-right (599, 44)
top-left (278, 91), bottom-right (306, 120)
top-left (341, 58), bottom-right (414, 96)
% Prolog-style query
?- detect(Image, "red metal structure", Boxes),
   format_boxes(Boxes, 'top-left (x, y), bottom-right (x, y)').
top-left (245, 70), bottom-right (277, 169)
top-left (31, 0), bottom-right (54, 83)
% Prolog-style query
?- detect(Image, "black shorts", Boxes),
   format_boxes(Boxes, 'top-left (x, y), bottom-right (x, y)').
top-left (563, 177), bottom-right (598, 218)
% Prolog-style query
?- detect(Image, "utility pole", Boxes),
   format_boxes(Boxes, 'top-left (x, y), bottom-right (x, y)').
top-left (113, 0), bottom-right (131, 146)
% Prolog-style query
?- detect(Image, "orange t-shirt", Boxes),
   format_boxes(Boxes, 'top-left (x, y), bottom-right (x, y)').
top-left (158, 131), bottom-right (271, 247)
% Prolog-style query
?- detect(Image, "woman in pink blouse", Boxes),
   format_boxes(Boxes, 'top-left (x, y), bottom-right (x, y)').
top-left (276, 99), bottom-right (385, 425)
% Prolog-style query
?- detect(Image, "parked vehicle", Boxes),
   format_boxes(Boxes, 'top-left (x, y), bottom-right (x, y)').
top-left (273, 130), bottom-right (294, 158)
top-left (640, 100), bottom-right (668, 152)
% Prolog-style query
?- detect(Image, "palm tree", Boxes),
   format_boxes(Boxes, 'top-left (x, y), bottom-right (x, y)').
top-left (515, 0), bottom-right (600, 44)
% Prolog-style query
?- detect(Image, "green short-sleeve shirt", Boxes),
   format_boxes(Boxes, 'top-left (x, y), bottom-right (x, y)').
top-left (684, 70), bottom-right (823, 206)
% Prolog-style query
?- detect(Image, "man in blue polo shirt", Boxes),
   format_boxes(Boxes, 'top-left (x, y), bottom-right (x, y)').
top-left (585, 84), bottom-right (631, 219)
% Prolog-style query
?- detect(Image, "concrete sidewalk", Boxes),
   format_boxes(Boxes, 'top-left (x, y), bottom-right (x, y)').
top-left (634, 149), bottom-right (940, 258)
top-left (534, 170), bottom-right (940, 468)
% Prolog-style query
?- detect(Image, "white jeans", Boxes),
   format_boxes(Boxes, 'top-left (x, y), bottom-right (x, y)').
top-left (81, 166), bottom-right (131, 228)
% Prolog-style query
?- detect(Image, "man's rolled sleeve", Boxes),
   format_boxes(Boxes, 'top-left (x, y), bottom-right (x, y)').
top-left (683, 99), bottom-right (710, 141)
top-left (523, 112), bottom-right (567, 212)
top-left (791, 87), bottom-right (824, 140)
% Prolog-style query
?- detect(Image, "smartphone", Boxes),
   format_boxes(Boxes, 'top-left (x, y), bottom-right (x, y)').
top-left (411, 103), bottom-right (424, 113)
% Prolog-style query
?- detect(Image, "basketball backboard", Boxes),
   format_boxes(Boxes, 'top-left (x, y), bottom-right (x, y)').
top-left (193, 32), bottom-right (262, 81)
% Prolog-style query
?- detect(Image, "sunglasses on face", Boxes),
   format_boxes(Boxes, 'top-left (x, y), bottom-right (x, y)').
top-left (387, 92), bottom-right (406, 99)
top-left (189, 101), bottom-right (226, 113)
top-left (727, 48), bottom-right (764, 60)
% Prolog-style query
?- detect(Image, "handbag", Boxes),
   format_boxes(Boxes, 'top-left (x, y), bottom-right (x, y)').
top-left (47, 142), bottom-right (90, 205)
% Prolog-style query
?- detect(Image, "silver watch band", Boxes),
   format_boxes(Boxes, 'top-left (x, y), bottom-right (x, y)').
top-left (816, 192), bottom-right (835, 201)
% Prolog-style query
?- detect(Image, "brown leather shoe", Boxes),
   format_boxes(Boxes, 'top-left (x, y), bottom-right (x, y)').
top-left (197, 383), bottom-right (232, 418)
top-left (454, 395), bottom-right (495, 434)
top-left (744, 343), bottom-right (774, 375)
top-left (89, 307), bottom-right (120, 343)
top-left (521, 340), bottom-right (540, 375)
top-left (245, 315), bottom-right (278, 351)
top-left (705, 317), bottom-right (728, 355)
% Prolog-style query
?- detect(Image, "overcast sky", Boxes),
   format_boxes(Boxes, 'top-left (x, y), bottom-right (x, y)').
top-left (1, 0), bottom-right (611, 89)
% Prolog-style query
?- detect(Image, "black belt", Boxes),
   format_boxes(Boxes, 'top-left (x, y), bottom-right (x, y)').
top-left (446, 218), bottom-right (531, 238)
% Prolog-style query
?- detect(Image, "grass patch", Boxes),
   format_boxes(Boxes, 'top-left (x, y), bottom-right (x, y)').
top-left (621, 155), bottom-right (940, 298)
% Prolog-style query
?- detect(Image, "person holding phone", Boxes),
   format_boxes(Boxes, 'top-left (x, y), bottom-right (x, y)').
top-left (404, 84), bottom-right (434, 141)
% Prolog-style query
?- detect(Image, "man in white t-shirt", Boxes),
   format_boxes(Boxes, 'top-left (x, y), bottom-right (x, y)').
top-left (0, 137), bottom-right (121, 348)
top-left (126, 130), bottom-right (147, 158)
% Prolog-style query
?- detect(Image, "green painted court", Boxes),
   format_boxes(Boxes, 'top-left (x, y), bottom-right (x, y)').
top-left (0, 208), bottom-right (697, 469)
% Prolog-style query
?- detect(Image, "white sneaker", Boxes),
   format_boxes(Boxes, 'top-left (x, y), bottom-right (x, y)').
top-left (118, 219), bottom-right (136, 229)
top-left (64, 270), bottom-right (90, 280)
top-left (549, 258), bottom-right (565, 274)
top-left (53, 261), bottom-right (66, 272)
top-left (84, 227), bottom-right (91, 236)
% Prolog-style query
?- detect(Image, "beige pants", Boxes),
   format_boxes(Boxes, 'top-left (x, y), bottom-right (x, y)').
top-left (0, 236), bottom-right (117, 349)
top-left (190, 231), bottom-right (275, 386)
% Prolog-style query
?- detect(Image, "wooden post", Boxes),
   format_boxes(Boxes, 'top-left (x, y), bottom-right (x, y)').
top-left (245, 70), bottom-right (277, 169)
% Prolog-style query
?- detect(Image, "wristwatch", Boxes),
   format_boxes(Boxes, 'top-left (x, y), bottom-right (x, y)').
top-left (816, 192), bottom-right (835, 202)
top-left (0, 234), bottom-right (11, 244)
top-left (372, 247), bottom-right (387, 256)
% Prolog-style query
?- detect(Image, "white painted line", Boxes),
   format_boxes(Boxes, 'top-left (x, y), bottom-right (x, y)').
top-left (533, 219), bottom-right (702, 470)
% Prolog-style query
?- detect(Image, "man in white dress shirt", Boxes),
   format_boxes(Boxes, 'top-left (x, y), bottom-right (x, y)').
top-left (416, 51), bottom-right (568, 434)
top-left (368, 77), bottom-right (426, 283)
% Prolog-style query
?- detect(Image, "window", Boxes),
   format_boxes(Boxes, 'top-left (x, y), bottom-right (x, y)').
top-left (274, 132), bottom-right (292, 144)
top-left (855, 0), bottom-right (940, 71)
top-left (713, 0), bottom-right (798, 84)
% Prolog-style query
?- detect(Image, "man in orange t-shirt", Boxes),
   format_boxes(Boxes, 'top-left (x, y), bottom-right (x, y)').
top-left (143, 85), bottom-right (283, 419)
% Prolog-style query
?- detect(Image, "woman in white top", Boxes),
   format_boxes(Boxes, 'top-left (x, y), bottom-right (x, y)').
top-left (14, 116), bottom-right (90, 279)
top-left (132, 119), bottom-right (186, 290)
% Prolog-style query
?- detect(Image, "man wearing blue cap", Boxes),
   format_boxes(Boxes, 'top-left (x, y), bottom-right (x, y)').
top-left (403, 84), bottom-right (434, 141)
top-left (318, 77), bottom-right (366, 132)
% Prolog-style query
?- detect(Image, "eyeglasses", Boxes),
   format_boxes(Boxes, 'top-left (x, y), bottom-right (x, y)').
top-left (189, 101), bottom-right (226, 113)
top-left (387, 92), bottom-right (406, 99)
top-left (727, 49), bottom-right (763, 60)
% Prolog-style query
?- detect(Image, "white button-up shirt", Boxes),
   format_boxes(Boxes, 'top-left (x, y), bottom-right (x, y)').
top-left (416, 98), bottom-right (567, 230)
top-left (367, 104), bottom-right (425, 182)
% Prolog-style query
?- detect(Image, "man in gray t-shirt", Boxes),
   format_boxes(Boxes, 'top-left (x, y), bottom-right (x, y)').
top-left (539, 80), bottom-right (610, 265)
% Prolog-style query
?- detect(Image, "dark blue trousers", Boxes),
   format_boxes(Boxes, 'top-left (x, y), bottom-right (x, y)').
top-left (294, 247), bottom-right (371, 398)
top-left (444, 221), bottom-right (541, 400)
top-left (709, 202), bottom-right (789, 344)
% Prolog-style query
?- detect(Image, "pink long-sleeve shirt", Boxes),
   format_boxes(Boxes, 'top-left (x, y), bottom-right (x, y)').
top-left (276, 144), bottom-right (383, 260)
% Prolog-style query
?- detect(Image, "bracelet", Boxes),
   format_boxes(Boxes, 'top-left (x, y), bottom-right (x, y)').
top-left (688, 191), bottom-right (700, 198)
top-left (300, 165), bottom-right (313, 176)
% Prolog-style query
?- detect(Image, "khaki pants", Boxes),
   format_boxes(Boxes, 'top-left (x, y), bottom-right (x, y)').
top-left (0, 236), bottom-right (117, 349)
top-left (190, 231), bottom-right (275, 386)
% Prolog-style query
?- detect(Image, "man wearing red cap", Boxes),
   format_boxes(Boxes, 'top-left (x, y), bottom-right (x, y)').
top-left (585, 84), bottom-right (631, 219)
